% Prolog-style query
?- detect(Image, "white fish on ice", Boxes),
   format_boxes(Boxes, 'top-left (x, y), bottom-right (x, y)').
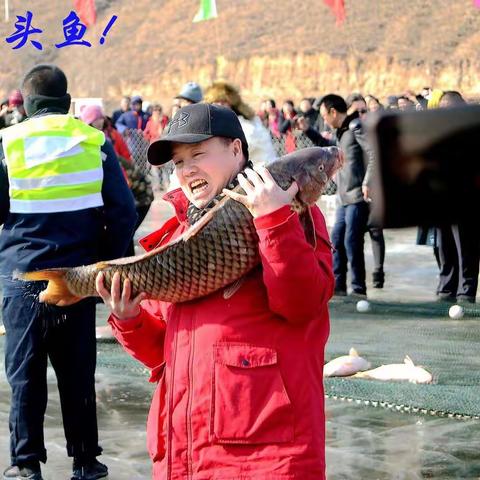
top-left (353, 355), bottom-right (433, 384)
top-left (323, 347), bottom-right (371, 377)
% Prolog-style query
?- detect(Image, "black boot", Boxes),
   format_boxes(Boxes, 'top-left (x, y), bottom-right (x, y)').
top-left (3, 461), bottom-right (43, 480)
top-left (372, 270), bottom-right (385, 289)
top-left (71, 459), bottom-right (108, 480)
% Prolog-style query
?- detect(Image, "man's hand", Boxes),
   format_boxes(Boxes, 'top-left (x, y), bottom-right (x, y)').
top-left (223, 166), bottom-right (298, 218)
top-left (295, 116), bottom-right (308, 131)
top-left (362, 185), bottom-right (371, 203)
top-left (96, 271), bottom-right (146, 320)
top-left (321, 131), bottom-right (333, 140)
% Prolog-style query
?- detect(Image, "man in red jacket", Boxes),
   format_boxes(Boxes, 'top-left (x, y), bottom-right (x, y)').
top-left (96, 103), bottom-right (334, 479)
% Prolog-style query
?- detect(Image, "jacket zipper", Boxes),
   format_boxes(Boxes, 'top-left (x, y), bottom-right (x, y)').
top-left (166, 310), bottom-right (180, 480)
top-left (186, 312), bottom-right (195, 478)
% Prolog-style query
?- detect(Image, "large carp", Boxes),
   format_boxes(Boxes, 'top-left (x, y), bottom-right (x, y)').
top-left (17, 147), bottom-right (343, 306)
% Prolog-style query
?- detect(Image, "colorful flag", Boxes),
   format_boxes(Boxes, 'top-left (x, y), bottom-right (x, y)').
top-left (73, 0), bottom-right (96, 27)
top-left (193, 0), bottom-right (217, 23)
top-left (324, 0), bottom-right (345, 25)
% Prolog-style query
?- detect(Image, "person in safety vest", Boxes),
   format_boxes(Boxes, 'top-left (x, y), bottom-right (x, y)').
top-left (0, 64), bottom-right (137, 480)
top-left (96, 103), bottom-right (334, 479)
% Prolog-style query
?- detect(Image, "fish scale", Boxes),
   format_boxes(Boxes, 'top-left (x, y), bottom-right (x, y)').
top-left (17, 147), bottom-right (344, 306)
top-left (78, 201), bottom-right (259, 303)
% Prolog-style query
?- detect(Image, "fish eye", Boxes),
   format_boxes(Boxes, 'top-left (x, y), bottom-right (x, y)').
top-left (319, 164), bottom-right (324, 171)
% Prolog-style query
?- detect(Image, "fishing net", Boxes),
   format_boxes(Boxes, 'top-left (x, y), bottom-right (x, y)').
top-left (93, 298), bottom-right (480, 418)
top-left (325, 299), bottom-right (480, 418)
top-left (123, 129), bottom-right (151, 175)
top-left (96, 340), bottom-right (150, 376)
top-left (270, 131), bottom-right (315, 157)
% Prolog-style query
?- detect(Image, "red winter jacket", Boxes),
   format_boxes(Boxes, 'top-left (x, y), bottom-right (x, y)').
top-left (109, 189), bottom-right (334, 480)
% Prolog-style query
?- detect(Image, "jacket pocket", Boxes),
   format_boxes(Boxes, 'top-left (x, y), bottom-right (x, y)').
top-left (211, 343), bottom-right (294, 444)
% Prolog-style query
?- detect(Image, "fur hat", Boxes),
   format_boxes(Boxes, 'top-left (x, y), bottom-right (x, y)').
top-left (204, 81), bottom-right (255, 120)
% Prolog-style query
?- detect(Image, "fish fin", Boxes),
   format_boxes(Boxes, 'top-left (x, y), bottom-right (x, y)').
top-left (349, 347), bottom-right (359, 357)
top-left (14, 268), bottom-right (72, 284)
top-left (102, 241), bottom-right (176, 265)
top-left (404, 355), bottom-right (415, 366)
top-left (352, 371), bottom-right (369, 378)
top-left (94, 261), bottom-right (109, 269)
top-left (103, 253), bottom-right (150, 265)
top-left (15, 269), bottom-right (82, 306)
top-left (299, 206), bottom-right (317, 248)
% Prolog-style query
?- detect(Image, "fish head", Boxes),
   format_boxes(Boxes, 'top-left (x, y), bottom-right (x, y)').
top-left (275, 146), bottom-right (344, 205)
top-left (412, 367), bottom-right (433, 384)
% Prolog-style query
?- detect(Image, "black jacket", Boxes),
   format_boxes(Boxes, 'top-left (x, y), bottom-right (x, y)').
top-left (278, 112), bottom-right (296, 134)
top-left (301, 108), bottom-right (319, 129)
top-left (304, 112), bottom-right (374, 206)
top-left (0, 112), bottom-right (137, 295)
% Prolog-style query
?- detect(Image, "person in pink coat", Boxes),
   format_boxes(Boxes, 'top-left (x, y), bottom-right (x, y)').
top-left (96, 103), bottom-right (334, 480)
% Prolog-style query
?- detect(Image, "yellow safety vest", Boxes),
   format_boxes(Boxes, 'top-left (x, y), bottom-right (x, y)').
top-left (2, 114), bottom-right (105, 214)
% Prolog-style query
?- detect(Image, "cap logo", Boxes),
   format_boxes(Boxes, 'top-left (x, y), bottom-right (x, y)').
top-left (168, 112), bottom-right (190, 132)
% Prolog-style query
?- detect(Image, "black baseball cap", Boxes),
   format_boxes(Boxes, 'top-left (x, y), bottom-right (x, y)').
top-left (147, 103), bottom-right (249, 166)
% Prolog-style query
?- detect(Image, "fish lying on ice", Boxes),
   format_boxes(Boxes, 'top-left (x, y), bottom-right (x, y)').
top-left (353, 356), bottom-right (433, 384)
top-left (323, 347), bottom-right (371, 377)
top-left (15, 147), bottom-right (344, 306)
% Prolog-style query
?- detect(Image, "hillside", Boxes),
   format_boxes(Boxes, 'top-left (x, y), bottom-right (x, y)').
top-left (1, 0), bottom-right (480, 109)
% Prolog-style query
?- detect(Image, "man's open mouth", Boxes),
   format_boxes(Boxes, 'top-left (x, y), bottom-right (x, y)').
top-left (189, 179), bottom-right (209, 194)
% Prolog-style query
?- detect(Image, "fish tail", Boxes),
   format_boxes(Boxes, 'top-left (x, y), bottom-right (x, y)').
top-left (14, 269), bottom-right (82, 306)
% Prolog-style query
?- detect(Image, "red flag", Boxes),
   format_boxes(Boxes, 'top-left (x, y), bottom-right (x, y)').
top-left (324, 0), bottom-right (345, 25)
top-left (73, 0), bottom-right (97, 27)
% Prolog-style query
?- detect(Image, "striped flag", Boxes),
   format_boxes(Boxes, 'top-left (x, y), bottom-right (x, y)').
top-left (324, 0), bottom-right (345, 25)
top-left (73, 0), bottom-right (96, 27)
top-left (193, 0), bottom-right (217, 23)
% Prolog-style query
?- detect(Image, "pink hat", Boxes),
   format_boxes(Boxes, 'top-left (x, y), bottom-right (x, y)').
top-left (8, 89), bottom-right (23, 107)
top-left (80, 104), bottom-right (104, 125)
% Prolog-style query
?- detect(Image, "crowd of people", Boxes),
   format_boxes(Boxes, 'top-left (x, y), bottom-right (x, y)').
top-left (0, 65), bottom-right (478, 480)
top-left (2, 79), bottom-right (477, 309)
top-left (1, 78), bottom-right (477, 306)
